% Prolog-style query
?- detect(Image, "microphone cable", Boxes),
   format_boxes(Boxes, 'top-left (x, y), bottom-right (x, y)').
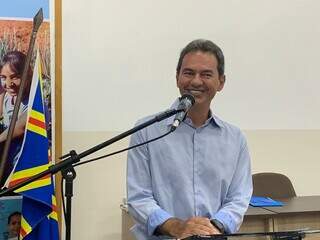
top-left (60, 127), bottom-right (176, 228)
top-left (72, 128), bottom-right (175, 168)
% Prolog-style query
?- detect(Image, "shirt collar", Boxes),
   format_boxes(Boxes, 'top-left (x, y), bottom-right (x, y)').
top-left (165, 98), bottom-right (223, 128)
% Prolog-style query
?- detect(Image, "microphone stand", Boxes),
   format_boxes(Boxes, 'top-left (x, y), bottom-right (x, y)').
top-left (0, 108), bottom-right (181, 240)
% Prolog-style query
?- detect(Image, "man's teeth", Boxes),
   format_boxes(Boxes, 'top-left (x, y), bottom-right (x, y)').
top-left (189, 90), bottom-right (203, 94)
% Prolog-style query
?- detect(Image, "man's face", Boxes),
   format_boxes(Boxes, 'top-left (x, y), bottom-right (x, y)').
top-left (8, 214), bottom-right (21, 237)
top-left (176, 51), bottom-right (225, 107)
top-left (0, 64), bottom-right (22, 96)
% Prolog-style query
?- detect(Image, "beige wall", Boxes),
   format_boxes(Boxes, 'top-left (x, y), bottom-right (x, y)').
top-left (63, 130), bottom-right (320, 240)
top-left (245, 130), bottom-right (320, 196)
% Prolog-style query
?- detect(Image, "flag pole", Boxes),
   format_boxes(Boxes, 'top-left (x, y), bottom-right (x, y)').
top-left (0, 9), bottom-right (44, 185)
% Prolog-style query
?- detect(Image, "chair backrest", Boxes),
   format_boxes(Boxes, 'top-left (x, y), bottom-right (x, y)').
top-left (252, 172), bottom-right (296, 199)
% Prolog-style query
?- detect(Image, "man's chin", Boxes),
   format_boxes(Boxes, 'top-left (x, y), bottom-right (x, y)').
top-left (193, 95), bottom-right (204, 103)
top-left (193, 98), bottom-right (212, 107)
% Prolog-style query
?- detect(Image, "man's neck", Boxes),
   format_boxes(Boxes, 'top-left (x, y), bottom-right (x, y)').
top-left (187, 103), bottom-right (211, 128)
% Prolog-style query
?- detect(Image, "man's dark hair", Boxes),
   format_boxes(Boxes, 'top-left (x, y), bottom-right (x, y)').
top-left (7, 211), bottom-right (21, 224)
top-left (176, 39), bottom-right (225, 76)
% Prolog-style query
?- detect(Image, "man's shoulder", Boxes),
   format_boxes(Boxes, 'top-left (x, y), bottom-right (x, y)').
top-left (213, 114), bottom-right (246, 139)
top-left (130, 111), bottom-right (171, 143)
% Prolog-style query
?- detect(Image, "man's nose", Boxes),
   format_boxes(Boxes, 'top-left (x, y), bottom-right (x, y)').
top-left (190, 73), bottom-right (202, 86)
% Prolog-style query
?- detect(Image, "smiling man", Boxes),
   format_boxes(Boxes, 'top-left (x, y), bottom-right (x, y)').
top-left (127, 39), bottom-right (253, 240)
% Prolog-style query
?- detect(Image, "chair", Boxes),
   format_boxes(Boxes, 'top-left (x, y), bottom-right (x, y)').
top-left (252, 172), bottom-right (296, 199)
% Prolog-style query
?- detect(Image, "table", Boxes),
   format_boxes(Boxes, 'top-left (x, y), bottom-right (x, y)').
top-left (121, 196), bottom-right (320, 240)
top-left (240, 196), bottom-right (320, 239)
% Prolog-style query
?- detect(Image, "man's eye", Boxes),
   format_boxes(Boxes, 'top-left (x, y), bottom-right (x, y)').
top-left (184, 72), bottom-right (193, 76)
top-left (202, 73), bottom-right (213, 78)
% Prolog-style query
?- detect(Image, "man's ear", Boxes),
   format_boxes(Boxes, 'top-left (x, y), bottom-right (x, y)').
top-left (176, 72), bottom-right (179, 87)
top-left (217, 74), bottom-right (226, 92)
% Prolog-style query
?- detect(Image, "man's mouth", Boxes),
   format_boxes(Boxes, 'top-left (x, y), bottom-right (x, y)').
top-left (187, 89), bottom-right (204, 96)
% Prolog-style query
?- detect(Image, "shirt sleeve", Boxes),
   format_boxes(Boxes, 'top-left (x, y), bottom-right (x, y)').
top-left (213, 134), bottom-right (253, 233)
top-left (127, 123), bottom-right (173, 236)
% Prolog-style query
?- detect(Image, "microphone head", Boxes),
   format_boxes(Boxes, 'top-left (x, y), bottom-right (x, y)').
top-left (171, 94), bottom-right (195, 131)
top-left (180, 93), bottom-right (195, 107)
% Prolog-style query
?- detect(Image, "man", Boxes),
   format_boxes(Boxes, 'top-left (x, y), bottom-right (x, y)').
top-left (127, 39), bottom-right (252, 240)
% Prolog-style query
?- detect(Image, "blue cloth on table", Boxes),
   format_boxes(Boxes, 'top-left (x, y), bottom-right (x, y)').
top-left (250, 196), bottom-right (284, 207)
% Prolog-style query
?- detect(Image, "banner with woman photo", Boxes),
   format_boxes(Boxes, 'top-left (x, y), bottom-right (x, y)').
top-left (0, 0), bottom-right (53, 186)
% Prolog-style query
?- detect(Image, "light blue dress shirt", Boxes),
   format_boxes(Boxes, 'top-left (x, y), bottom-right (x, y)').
top-left (127, 100), bottom-right (252, 240)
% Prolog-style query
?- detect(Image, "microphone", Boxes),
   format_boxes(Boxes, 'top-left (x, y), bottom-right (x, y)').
top-left (171, 93), bottom-right (195, 130)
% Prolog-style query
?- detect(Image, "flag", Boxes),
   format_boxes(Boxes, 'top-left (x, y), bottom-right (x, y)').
top-left (8, 50), bottom-right (59, 240)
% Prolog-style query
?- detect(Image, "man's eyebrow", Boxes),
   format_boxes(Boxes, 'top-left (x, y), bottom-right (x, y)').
top-left (182, 68), bottom-right (194, 72)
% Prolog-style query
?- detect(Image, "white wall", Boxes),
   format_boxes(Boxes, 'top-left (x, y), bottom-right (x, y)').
top-left (63, 0), bottom-right (320, 132)
top-left (62, 1), bottom-right (320, 239)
